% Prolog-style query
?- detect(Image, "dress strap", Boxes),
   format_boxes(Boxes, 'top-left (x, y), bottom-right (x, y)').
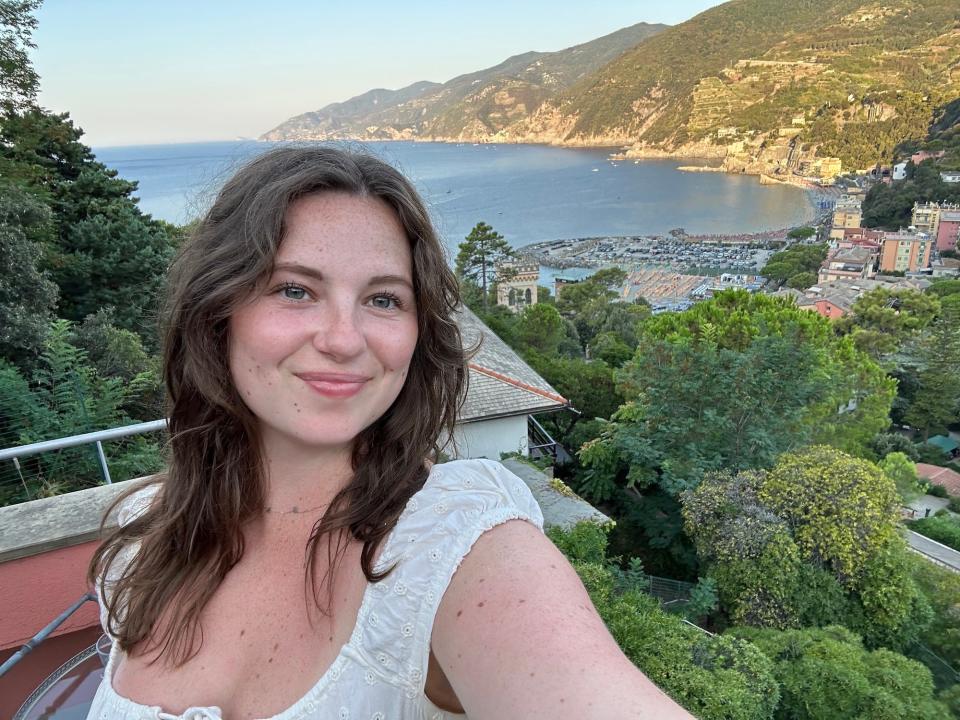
top-left (352, 459), bottom-right (544, 696)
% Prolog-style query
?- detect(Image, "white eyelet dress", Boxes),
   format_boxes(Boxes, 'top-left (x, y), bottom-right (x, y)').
top-left (86, 458), bottom-right (545, 720)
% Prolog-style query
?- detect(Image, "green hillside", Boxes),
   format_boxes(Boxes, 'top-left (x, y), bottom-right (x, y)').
top-left (557, 0), bottom-right (959, 170)
top-left (261, 22), bottom-right (666, 141)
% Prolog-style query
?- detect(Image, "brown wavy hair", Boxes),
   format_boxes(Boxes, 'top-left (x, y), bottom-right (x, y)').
top-left (88, 145), bottom-right (467, 665)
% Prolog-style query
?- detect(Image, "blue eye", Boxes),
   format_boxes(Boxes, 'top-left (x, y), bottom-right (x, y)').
top-left (279, 284), bottom-right (308, 301)
top-left (371, 293), bottom-right (402, 310)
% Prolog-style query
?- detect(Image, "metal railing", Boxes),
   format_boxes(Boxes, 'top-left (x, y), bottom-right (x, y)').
top-left (1, 419), bottom-right (167, 504)
top-left (0, 593), bottom-right (96, 679)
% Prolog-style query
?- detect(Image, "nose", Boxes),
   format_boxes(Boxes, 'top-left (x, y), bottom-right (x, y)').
top-left (312, 301), bottom-right (366, 359)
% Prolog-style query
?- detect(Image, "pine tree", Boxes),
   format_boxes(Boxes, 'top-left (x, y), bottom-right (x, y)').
top-left (454, 222), bottom-right (516, 310)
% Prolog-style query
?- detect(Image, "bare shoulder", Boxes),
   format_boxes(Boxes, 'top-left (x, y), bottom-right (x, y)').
top-left (430, 518), bottom-right (695, 720)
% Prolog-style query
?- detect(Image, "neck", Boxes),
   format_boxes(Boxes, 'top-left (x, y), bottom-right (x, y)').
top-left (259, 430), bottom-right (355, 516)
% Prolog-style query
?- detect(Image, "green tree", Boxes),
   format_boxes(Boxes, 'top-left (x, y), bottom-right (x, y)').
top-left (513, 303), bottom-right (566, 355)
top-left (0, 180), bottom-right (57, 365)
top-left (880, 451), bottom-right (922, 503)
top-left (0, 109), bottom-right (176, 343)
top-left (761, 243), bottom-right (828, 284)
top-left (0, 0), bottom-right (41, 112)
top-left (730, 626), bottom-right (951, 720)
top-left (903, 302), bottom-right (960, 440)
top-left (908, 554), bottom-right (960, 668)
top-left (787, 226), bottom-right (816, 240)
top-left (786, 271), bottom-right (817, 289)
top-left (584, 291), bottom-right (893, 497)
top-left (836, 287), bottom-right (940, 362)
top-left (579, 292), bottom-right (894, 577)
top-left (927, 279), bottom-right (960, 299)
top-left (685, 448), bottom-right (930, 649)
top-left (454, 222), bottom-right (516, 310)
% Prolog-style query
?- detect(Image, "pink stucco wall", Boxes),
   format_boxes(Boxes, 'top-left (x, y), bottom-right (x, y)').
top-left (0, 540), bottom-right (103, 716)
top-left (0, 540), bottom-right (100, 652)
top-left (937, 219), bottom-right (960, 253)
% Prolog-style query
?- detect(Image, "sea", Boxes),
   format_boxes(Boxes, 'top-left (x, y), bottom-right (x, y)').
top-left (95, 140), bottom-right (818, 285)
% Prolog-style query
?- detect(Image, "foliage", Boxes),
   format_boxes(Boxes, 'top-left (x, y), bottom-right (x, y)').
top-left (909, 516), bottom-right (960, 553)
top-left (548, 522), bottom-right (781, 720)
top-left (685, 576), bottom-right (719, 621)
top-left (787, 227), bottom-right (816, 240)
top-left (555, 268), bottom-right (645, 352)
top-left (880, 452), bottom-right (923, 503)
top-left (908, 554), bottom-right (960, 668)
top-left (683, 448), bottom-right (929, 650)
top-left (525, 353), bottom-right (624, 455)
top-left (0, 0), bottom-right (41, 112)
top-left (862, 161), bottom-right (960, 230)
top-left (0, 109), bottom-right (176, 346)
top-left (0, 320), bottom-right (163, 506)
top-left (927, 280), bottom-right (960, 299)
top-left (760, 447), bottom-right (900, 585)
top-left (871, 432), bottom-right (919, 462)
top-left (545, 519), bottom-right (610, 565)
top-left (0, 180), bottom-right (57, 365)
top-left (729, 626), bottom-right (951, 720)
top-left (785, 271), bottom-right (816, 290)
top-left (513, 303), bottom-right (566, 356)
top-left (583, 291), bottom-right (892, 498)
top-left (760, 243), bottom-right (828, 284)
top-left (836, 287), bottom-right (940, 362)
top-left (578, 292), bottom-right (893, 579)
top-left (454, 222), bottom-right (515, 310)
top-left (927, 484), bottom-right (950, 499)
top-left (902, 302), bottom-right (960, 441)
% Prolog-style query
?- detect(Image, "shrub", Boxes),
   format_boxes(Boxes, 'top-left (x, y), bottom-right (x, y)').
top-left (910, 516), bottom-right (960, 552)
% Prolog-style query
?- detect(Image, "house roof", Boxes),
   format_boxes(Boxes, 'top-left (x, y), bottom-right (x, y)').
top-left (927, 435), bottom-right (960, 453)
top-left (456, 306), bottom-right (567, 422)
top-left (916, 463), bottom-right (960, 496)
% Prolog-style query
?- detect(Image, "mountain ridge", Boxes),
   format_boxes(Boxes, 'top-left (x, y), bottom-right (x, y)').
top-left (260, 22), bottom-right (667, 142)
top-left (263, 1), bottom-right (960, 176)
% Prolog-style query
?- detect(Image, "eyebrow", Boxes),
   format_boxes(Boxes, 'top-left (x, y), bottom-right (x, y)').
top-left (273, 263), bottom-right (414, 291)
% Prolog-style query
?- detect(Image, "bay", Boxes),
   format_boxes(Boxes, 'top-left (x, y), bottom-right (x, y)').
top-left (95, 140), bottom-right (816, 263)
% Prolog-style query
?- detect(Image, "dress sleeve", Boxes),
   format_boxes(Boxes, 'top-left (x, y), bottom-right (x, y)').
top-left (354, 459), bottom-right (544, 695)
top-left (96, 483), bottom-right (161, 638)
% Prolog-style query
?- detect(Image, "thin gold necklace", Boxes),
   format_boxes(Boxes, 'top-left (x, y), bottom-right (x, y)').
top-left (264, 503), bottom-right (327, 515)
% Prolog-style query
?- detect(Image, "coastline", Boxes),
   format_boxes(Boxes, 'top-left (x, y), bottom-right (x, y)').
top-left (256, 135), bottom-right (816, 186)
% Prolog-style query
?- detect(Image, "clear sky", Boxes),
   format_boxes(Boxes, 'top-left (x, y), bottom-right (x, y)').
top-left (33, 1), bottom-right (724, 147)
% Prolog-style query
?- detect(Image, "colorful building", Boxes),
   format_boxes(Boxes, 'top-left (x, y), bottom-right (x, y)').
top-left (818, 246), bottom-right (875, 283)
top-left (936, 208), bottom-right (960, 253)
top-left (912, 202), bottom-right (944, 238)
top-left (880, 231), bottom-right (932, 273)
top-left (829, 196), bottom-right (863, 240)
top-left (495, 261), bottom-right (539, 312)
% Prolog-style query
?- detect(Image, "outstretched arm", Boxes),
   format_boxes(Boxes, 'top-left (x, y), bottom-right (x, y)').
top-left (431, 518), bottom-right (696, 719)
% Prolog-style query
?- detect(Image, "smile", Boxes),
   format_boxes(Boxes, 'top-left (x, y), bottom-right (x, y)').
top-left (296, 373), bottom-right (369, 398)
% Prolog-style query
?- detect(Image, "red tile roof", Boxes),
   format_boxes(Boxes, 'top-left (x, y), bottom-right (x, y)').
top-left (916, 463), bottom-right (960, 497)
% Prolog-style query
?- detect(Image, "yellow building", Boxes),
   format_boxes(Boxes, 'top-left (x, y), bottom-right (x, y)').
top-left (829, 196), bottom-right (862, 240)
top-left (496, 262), bottom-right (540, 313)
top-left (813, 157), bottom-right (842, 180)
top-left (912, 202), bottom-right (942, 238)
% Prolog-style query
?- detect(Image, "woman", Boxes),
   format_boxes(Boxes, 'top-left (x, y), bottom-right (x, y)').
top-left (87, 146), bottom-right (693, 719)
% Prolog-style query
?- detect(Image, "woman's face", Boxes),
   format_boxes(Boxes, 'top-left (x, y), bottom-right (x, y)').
top-left (228, 191), bottom-right (419, 456)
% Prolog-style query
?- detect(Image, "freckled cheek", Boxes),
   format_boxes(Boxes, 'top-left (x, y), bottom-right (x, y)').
top-left (379, 328), bottom-right (418, 376)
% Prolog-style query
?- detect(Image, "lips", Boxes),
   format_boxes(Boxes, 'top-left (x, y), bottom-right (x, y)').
top-left (295, 372), bottom-right (370, 398)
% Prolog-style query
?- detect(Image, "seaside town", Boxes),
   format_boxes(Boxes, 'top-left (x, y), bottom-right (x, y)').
top-left (5, 2), bottom-right (960, 718)
top-left (496, 150), bottom-right (960, 316)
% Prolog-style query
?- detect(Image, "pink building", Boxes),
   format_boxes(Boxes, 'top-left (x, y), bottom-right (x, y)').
top-left (936, 209), bottom-right (960, 253)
